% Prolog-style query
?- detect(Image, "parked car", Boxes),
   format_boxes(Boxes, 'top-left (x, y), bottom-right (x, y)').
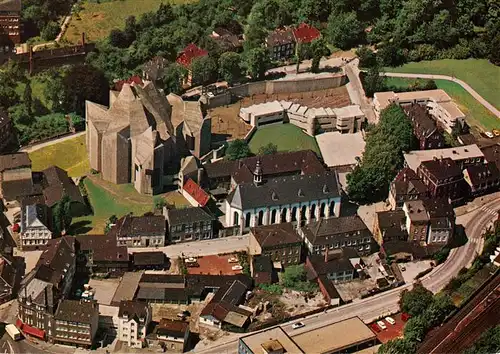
top-left (292, 322), bottom-right (305, 329)
top-left (485, 131), bottom-right (494, 138)
top-left (370, 323), bottom-right (381, 333)
top-left (377, 320), bottom-right (387, 330)
top-left (385, 316), bottom-right (396, 325)
top-left (493, 129), bottom-right (500, 137)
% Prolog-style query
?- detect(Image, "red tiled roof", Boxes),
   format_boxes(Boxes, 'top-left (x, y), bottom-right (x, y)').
top-left (176, 43), bottom-right (208, 67)
top-left (114, 76), bottom-right (143, 91)
top-left (183, 179), bottom-right (210, 207)
top-left (293, 23), bottom-right (321, 43)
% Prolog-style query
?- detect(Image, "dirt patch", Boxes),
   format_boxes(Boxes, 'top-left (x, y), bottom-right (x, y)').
top-left (91, 12), bottom-right (105, 20)
top-left (151, 297), bottom-right (208, 334)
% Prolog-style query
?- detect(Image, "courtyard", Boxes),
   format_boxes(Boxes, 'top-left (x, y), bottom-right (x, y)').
top-left (248, 124), bottom-right (322, 156)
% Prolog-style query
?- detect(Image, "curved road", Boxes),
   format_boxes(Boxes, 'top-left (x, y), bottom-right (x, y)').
top-left (382, 72), bottom-right (500, 118)
top-left (195, 198), bottom-right (500, 353)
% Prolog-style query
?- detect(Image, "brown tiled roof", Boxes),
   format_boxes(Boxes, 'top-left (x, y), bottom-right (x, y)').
top-left (308, 253), bottom-right (355, 277)
top-left (422, 198), bottom-right (454, 219)
top-left (41, 166), bottom-right (85, 207)
top-left (0, 0), bottom-right (21, 13)
top-left (302, 216), bottom-right (371, 246)
top-left (35, 237), bottom-right (75, 287)
top-left (157, 319), bottom-right (189, 337)
top-left (116, 215), bottom-right (165, 238)
top-left (266, 28), bottom-right (294, 47)
top-left (404, 104), bottom-right (441, 139)
top-left (465, 162), bottom-right (500, 187)
top-left (76, 235), bottom-right (128, 262)
top-left (55, 300), bottom-right (98, 324)
top-left (132, 251), bottom-right (165, 266)
top-left (1, 179), bottom-right (42, 201)
top-left (420, 158), bottom-right (462, 180)
top-left (481, 143), bottom-right (500, 167)
top-left (118, 300), bottom-right (149, 321)
top-left (392, 168), bottom-right (428, 196)
top-left (0, 153), bottom-right (31, 172)
top-left (250, 222), bottom-right (301, 248)
top-left (205, 150), bottom-right (324, 182)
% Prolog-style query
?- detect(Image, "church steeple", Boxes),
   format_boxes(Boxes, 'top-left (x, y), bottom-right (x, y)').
top-left (253, 159), bottom-right (263, 185)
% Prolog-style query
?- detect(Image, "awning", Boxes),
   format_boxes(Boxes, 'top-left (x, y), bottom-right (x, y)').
top-left (18, 321), bottom-right (45, 340)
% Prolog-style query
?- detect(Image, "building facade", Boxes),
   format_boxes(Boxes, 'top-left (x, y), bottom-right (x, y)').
top-left (417, 158), bottom-right (467, 203)
top-left (112, 215), bottom-right (166, 248)
top-left (403, 104), bottom-right (445, 150)
top-left (118, 301), bottom-right (152, 349)
top-left (19, 204), bottom-right (52, 250)
top-left (165, 206), bottom-right (215, 243)
top-left (52, 300), bottom-right (99, 348)
top-left (388, 168), bottom-right (429, 210)
top-left (0, 0), bottom-right (22, 46)
top-left (226, 170), bottom-right (342, 234)
top-left (403, 200), bottom-right (429, 244)
top-left (299, 216), bottom-right (373, 256)
top-left (153, 319), bottom-right (190, 352)
top-left (266, 28), bottom-right (295, 61)
top-left (249, 223), bottom-right (303, 266)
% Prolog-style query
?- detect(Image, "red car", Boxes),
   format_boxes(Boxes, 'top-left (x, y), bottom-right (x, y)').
top-left (371, 323), bottom-right (381, 333)
top-left (401, 313), bottom-right (411, 322)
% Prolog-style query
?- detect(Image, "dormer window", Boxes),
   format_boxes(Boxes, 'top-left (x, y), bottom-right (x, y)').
top-left (298, 189), bottom-right (304, 197)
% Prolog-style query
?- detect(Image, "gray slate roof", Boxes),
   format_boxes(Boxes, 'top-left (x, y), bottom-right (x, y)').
top-left (228, 172), bottom-right (340, 210)
top-left (302, 215), bottom-right (371, 246)
top-left (166, 207), bottom-right (214, 226)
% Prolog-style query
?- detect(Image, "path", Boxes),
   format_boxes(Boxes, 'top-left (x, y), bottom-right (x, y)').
top-left (19, 131), bottom-right (85, 153)
top-left (345, 59), bottom-right (377, 123)
top-left (31, 15), bottom-right (72, 51)
top-left (382, 72), bottom-right (500, 118)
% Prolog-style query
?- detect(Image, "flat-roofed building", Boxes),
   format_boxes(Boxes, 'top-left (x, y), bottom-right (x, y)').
top-left (239, 101), bottom-right (285, 127)
top-left (291, 316), bottom-right (377, 354)
top-left (238, 326), bottom-right (304, 354)
top-left (373, 89), bottom-right (465, 134)
top-left (403, 144), bottom-right (484, 172)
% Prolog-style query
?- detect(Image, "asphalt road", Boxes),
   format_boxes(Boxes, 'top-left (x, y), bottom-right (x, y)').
top-left (195, 198), bottom-right (500, 353)
top-left (0, 332), bottom-right (47, 354)
top-left (128, 235), bottom-right (249, 257)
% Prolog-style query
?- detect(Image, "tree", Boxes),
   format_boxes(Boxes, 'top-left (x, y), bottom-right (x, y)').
top-left (226, 139), bottom-right (251, 160)
top-left (356, 46), bottom-right (377, 68)
top-left (245, 47), bottom-right (269, 80)
top-left (327, 11), bottom-right (364, 50)
top-left (362, 65), bottom-right (387, 97)
top-left (161, 63), bottom-right (186, 95)
top-left (281, 264), bottom-right (317, 292)
top-left (109, 29), bottom-right (129, 48)
top-left (257, 142), bottom-right (278, 155)
top-left (61, 65), bottom-right (109, 116)
top-left (53, 194), bottom-right (72, 236)
top-left (425, 293), bottom-right (455, 326)
top-left (464, 325), bottom-right (500, 354)
top-left (310, 38), bottom-right (330, 73)
top-left (379, 338), bottom-right (416, 354)
top-left (40, 21), bottom-right (60, 41)
top-left (23, 81), bottom-right (33, 117)
top-left (377, 41), bottom-right (405, 67)
top-left (218, 52), bottom-right (242, 84)
top-left (190, 56), bottom-right (218, 86)
top-left (43, 67), bottom-right (65, 112)
top-left (400, 283), bottom-right (433, 317)
top-left (403, 315), bottom-right (429, 343)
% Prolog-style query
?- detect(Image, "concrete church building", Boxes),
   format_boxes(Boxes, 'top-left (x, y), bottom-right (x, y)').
top-left (86, 81), bottom-right (211, 195)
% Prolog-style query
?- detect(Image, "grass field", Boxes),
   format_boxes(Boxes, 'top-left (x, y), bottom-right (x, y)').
top-left (64, 0), bottom-right (192, 43)
top-left (384, 77), bottom-right (500, 131)
top-left (248, 124), bottom-right (321, 156)
top-left (29, 135), bottom-right (90, 177)
top-left (72, 177), bottom-right (154, 234)
top-left (384, 59), bottom-right (500, 110)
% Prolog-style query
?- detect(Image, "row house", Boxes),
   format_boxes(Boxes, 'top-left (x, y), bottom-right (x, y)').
top-left (249, 222), bottom-right (303, 267)
top-left (111, 214), bottom-right (166, 248)
top-left (165, 206), bottom-right (215, 243)
top-left (306, 249), bottom-right (357, 284)
top-left (403, 104), bottom-right (445, 150)
top-left (417, 158), bottom-right (468, 204)
top-left (52, 300), bottom-right (99, 349)
top-left (388, 168), bottom-right (429, 210)
top-left (299, 215), bottom-right (373, 256)
top-left (118, 300), bottom-right (152, 349)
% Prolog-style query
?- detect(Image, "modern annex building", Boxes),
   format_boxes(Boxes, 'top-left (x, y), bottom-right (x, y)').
top-left (86, 81), bottom-right (211, 195)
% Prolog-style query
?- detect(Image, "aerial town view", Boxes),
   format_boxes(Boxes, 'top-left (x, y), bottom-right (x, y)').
top-left (0, 0), bottom-right (498, 353)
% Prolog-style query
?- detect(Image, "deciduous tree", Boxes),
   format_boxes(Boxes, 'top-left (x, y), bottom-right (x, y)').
top-left (226, 139), bottom-right (251, 160)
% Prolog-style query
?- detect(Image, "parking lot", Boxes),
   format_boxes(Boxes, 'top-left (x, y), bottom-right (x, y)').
top-left (186, 254), bottom-right (243, 276)
top-left (369, 313), bottom-right (408, 343)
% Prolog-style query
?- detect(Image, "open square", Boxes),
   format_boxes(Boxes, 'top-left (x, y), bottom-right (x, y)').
top-left (316, 131), bottom-right (365, 167)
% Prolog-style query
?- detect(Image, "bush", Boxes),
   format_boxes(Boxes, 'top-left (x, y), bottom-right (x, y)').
top-left (41, 21), bottom-right (60, 41)
top-left (356, 46), bottom-right (377, 68)
top-left (434, 247), bottom-right (450, 265)
top-left (258, 283), bottom-right (283, 295)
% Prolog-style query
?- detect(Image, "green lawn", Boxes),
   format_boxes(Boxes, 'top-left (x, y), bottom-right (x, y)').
top-left (16, 74), bottom-right (50, 109)
top-left (384, 59), bottom-right (500, 110)
top-left (248, 123), bottom-right (322, 156)
top-left (29, 134), bottom-right (90, 177)
top-left (72, 177), bottom-right (154, 234)
top-left (384, 77), bottom-right (500, 131)
top-left (64, 0), bottom-right (193, 43)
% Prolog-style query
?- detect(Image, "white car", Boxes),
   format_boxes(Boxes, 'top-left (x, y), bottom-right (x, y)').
top-left (292, 322), bottom-right (305, 329)
top-left (485, 131), bottom-right (495, 138)
top-left (385, 316), bottom-right (396, 325)
top-left (377, 320), bottom-right (387, 330)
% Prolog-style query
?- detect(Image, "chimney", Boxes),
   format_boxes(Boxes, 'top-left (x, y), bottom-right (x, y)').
top-left (197, 167), bottom-right (204, 187)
